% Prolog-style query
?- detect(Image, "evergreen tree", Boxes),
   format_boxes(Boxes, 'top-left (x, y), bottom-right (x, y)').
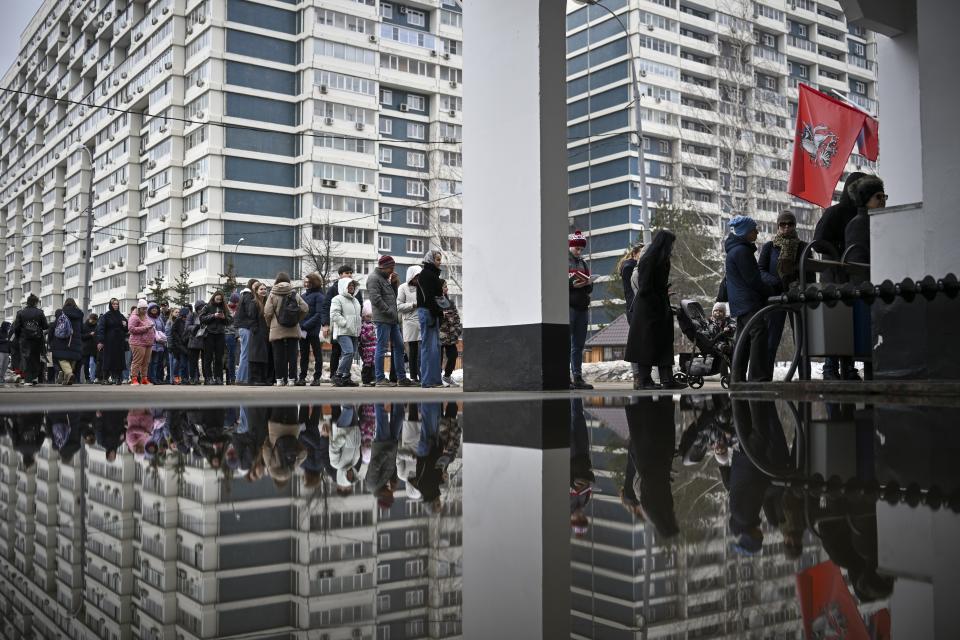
top-left (218, 261), bottom-right (239, 298)
top-left (147, 275), bottom-right (171, 306)
top-left (172, 262), bottom-right (193, 309)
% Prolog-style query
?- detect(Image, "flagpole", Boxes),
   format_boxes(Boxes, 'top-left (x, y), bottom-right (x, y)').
top-left (824, 87), bottom-right (877, 119)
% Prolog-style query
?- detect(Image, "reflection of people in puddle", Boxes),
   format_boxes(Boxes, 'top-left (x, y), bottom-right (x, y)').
top-left (570, 398), bottom-right (594, 537)
top-left (330, 404), bottom-right (362, 495)
top-left (95, 409), bottom-right (127, 461)
top-left (367, 404), bottom-right (404, 509)
top-left (261, 406), bottom-right (307, 489)
top-left (620, 397), bottom-right (680, 539)
top-left (408, 402), bottom-right (460, 514)
top-left (678, 394), bottom-right (735, 467)
top-left (728, 400), bottom-right (797, 555)
top-left (297, 405), bottom-right (330, 490)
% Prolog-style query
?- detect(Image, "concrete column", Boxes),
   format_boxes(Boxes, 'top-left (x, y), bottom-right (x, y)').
top-left (461, 0), bottom-right (569, 391)
top-left (462, 401), bottom-right (570, 638)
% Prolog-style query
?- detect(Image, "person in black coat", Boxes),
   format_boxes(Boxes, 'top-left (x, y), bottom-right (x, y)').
top-left (96, 298), bottom-right (127, 385)
top-left (233, 279), bottom-right (261, 385)
top-left (758, 212), bottom-right (815, 375)
top-left (0, 320), bottom-right (11, 385)
top-left (415, 251), bottom-right (445, 388)
top-left (248, 282), bottom-right (273, 385)
top-left (167, 307), bottom-right (190, 384)
top-left (813, 171), bottom-right (866, 380)
top-left (199, 291), bottom-right (232, 385)
top-left (12, 293), bottom-right (50, 385)
top-left (297, 272), bottom-right (326, 386)
top-left (843, 176), bottom-right (885, 377)
top-left (80, 313), bottom-right (99, 383)
top-left (49, 299), bottom-right (84, 385)
top-left (320, 265), bottom-right (363, 383)
top-left (625, 230), bottom-right (683, 389)
top-left (618, 244), bottom-right (643, 313)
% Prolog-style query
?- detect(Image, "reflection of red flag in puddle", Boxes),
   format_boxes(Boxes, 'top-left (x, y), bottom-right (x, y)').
top-left (796, 561), bottom-right (869, 639)
top-left (867, 609), bottom-right (891, 640)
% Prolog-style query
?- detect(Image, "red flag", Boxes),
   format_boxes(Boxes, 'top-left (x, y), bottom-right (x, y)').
top-left (796, 560), bottom-right (870, 640)
top-left (857, 114), bottom-right (879, 161)
top-left (788, 84), bottom-right (872, 207)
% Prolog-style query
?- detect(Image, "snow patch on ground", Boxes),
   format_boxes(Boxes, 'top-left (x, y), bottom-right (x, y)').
top-left (581, 359), bottom-right (829, 382)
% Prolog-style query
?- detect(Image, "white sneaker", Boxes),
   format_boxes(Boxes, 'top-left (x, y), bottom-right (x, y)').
top-left (442, 376), bottom-right (459, 388)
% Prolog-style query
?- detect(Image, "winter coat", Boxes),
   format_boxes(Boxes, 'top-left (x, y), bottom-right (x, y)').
top-left (225, 305), bottom-right (240, 338)
top-left (330, 415), bottom-right (361, 486)
top-left (263, 281), bottom-right (309, 342)
top-left (0, 321), bottom-right (11, 354)
top-left (724, 234), bottom-right (777, 319)
top-left (96, 309), bottom-right (128, 372)
top-left (167, 317), bottom-right (189, 358)
top-left (359, 320), bottom-right (377, 365)
top-left (620, 258), bottom-right (638, 313)
top-left (396, 283), bottom-right (420, 342)
top-left (186, 310), bottom-right (205, 351)
top-left (300, 287), bottom-right (326, 336)
top-left (321, 280), bottom-right (362, 326)
top-left (148, 305), bottom-right (166, 352)
top-left (439, 299), bottom-right (463, 346)
top-left (758, 240), bottom-right (815, 292)
top-left (624, 258), bottom-right (674, 367)
top-left (12, 306), bottom-right (48, 346)
top-left (415, 262), bottom-right (444, 317)
top-left (261, 419), bottom-right (307, 482)
top-left (625, 398), bottom-right (680, 538)
top-left (843, 211), bottom-right (871, 285)
top-left (813, 200), bottom-right (858, 284)
top-left (49, 305), bottom-right (83, 361)
top-left (569, 252), bottom-right (593, 311)
top-left (366, 269), bottom-right (400, 324)
top-left (199, 301), bottom-right (232, 335)
top-left (330, 279), bottom-right (362, 339)
top-left (127, 312), bottom-right (156, 348)
top-left (233, 289), bottom-right (259, 330)
top-left (248, 304), bottom-right (271, 364)
top-left (80, 319), bottom-right (98, 358)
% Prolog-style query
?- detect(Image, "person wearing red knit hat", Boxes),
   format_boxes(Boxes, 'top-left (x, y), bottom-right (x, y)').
top-left (569, 230), bottom-right (594, 390)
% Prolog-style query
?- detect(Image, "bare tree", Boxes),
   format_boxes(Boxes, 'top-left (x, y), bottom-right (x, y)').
top-left (301, 213), bottom-right (344, 286)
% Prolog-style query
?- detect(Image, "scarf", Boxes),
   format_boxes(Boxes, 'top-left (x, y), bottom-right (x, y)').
top-left (772, 232), bottom-right (800, 280)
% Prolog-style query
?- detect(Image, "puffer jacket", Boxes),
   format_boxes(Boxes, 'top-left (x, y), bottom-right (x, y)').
top-left (300, 287), bottom-right (326, 336)
top-left (359, 320), bottom-right (377, 365)
top-left (127, 312), bottom-right (156, 348)
top-left (397, 268), bottom-right (421, 343)
top-left (330, 279), bottom-right (362, 339)
top-left (724, 234), bottom-right (777, 318)
top-left (233, 289), bottom-right (259, 330)
top-left (263, 281), bottom-right (309, 342)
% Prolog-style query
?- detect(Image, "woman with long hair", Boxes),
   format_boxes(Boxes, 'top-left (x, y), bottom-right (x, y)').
top-left (248, 282), bottom-right (272, 385)
top-left (199, 290), bottom-right (232, 385)
top-left (625, 230), bottom-right (684, 390)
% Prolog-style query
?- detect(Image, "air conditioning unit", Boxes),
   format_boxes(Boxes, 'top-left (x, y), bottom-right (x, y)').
top-left (442, 136), bottom-right (457, 144)
top-left (368, 35), bottom-right (377, 43)
top-left (430, 50), bottom-right (437, 57)
top-left (162, 7), bottom-right (169, 14)
top-left (324, 116), bottom-right (334, 126)
top-left (100, 266), bottom-right (106, 273)
top-left (159, 124), bottom-right (167, 132)
top-left (443, 53), bottom-right (451, 60)
top-left (93, 244), bottom-right (99, 250)
top-left (120, 71), bottom-right (127, 79)
top-left (399, 6), bottom-right (407, 13)
top-left (449, 81), bottom-right (458, 88)
top-left (195, 111), bottom-right (204, 119)
top-left (113, 78), bottom-right (120, 86)
top-left (117, 233), bottom-right (124, 240)
top-left (137, 86), bottom-right (144, 93)
top-left (105, 11), bottom-right (112, 19)
top-left (186, 26), bottom-right (193, 34)
top-left (159, 215), bottom-right (166, 222)
top-left (98, 20), bottom-right (104, 28)
top-left (117, 259), bottom-right (124, 267)
top-left (151, 17), bottom-right (158, 25)
top-left (164, 61), bottom-right (172, 70)
top-left (134, 32), bottom-right (142, 41)
top-left (148, 189), bottom-right (156, 197)
top-left (355, 122), bottom-right (365, 131)
top-left (198, 15), bottom-right (206, 23)
top-left (180, 213), bottom-right (188, 221)
top-left (183, 178), bottom-right (193, 188)
top-left (400, 104), bottom-right (409, 112)
top-left (359, 183), bottom-right (368, 192)
top-left (109, 262), bottom-right (116, 269)
top-left (195, 79), bottom-right (205, 88)
top-left (199, 205), bottom-right (208, 213)
top-left (147, 160), bottom-right (156, 169)
top-left (321, 179), bottom-right (338, 188)
top-left (448, 109), bottom-right (456, 117)
top-left (108, 184), bottom-right (115, 191)
top-left (639, 69), bottom-right (647, 78)
top-left (121, 179), bottom-right (127, 185)
top-left (319, 84), bottom-right (328, 94)
top-left (157, 246), bottom-right (165, 253)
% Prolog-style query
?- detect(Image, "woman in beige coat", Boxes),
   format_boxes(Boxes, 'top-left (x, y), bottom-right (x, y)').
top-left (263, 271), bottom-right (309, 386)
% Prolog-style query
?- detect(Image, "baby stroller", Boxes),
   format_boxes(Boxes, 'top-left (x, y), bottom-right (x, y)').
top-left (674, 299), bottom-right (733, 389)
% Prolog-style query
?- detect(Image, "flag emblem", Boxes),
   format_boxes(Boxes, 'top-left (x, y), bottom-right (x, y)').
top-left (800, 122), bottom-right (840, 168)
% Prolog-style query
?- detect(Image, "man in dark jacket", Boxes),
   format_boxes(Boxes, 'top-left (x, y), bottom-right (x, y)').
top-left (414, 251), bottom-right (445, 387)
top-left (366, 255), bottom-right (413, 387)
top-left (80, 312), bottom-right (99, 383)
top-left (233, 279), bottom-right (260, 384)
top-left (12, 294), bottom-right (49, 385)
top-left (568, 230), bottom-right (594, 390)
top-left (297, 272), bottom-right (326, 386)
top-left (813, 171), bottom-right (866, 380)
top-left (321, 265), bottom-right (362, 383)
top-left (843, 176), bottom-right (885, 375)
top-left (725, 216), bottom-right (777, 382)
top-left (0, 320), bottom-right (11, 386)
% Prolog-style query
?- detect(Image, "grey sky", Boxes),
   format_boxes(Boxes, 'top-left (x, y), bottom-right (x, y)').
top-left (1, 0), bottom-right (46, 73)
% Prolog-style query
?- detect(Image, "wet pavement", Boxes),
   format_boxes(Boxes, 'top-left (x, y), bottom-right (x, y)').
top-left (0, 393), bottom-right (956, 638)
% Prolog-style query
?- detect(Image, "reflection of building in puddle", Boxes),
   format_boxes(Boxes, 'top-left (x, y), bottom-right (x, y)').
top-left (0, 404), bottom-right (463, 639)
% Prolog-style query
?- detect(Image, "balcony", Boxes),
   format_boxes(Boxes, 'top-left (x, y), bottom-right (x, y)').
top-left (848, 55), bottom-right (876, 73)
top-left (848, 93), bottom-right (878, 114)
top-left (786, 35), bottom-right (816, 53)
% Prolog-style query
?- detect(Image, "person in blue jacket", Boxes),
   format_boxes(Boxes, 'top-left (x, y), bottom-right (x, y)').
top-left (724, 216), bottom-right (778, 382)
top-left (297, 272), bottom-right (326, 386)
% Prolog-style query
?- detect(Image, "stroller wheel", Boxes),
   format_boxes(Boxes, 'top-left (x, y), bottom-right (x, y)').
top-left (690, 376), bottom-right (705, 389)
top-left (720, 375), bottom-right (730, 389)
top-left (673, 372), bottom-right (688, 385)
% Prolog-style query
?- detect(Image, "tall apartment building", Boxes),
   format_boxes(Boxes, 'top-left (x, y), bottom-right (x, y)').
top-left (0, 0), bottom-right (464, 321)
top-left (566, 0), bottom-right (879, 324)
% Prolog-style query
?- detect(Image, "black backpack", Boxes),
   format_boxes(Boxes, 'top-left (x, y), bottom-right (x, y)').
top-left (276, 293), bottom-right (301, 328)
top-left (21, 316), bottom-right (43, 341)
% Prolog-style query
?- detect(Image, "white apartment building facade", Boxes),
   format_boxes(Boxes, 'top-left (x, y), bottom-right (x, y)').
top-left (566, 0), bottom-right (879, 323)
top-left (0, 0), bottom-right (464, 321)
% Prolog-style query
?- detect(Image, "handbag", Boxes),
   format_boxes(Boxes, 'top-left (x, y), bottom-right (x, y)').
top-left (194, 324), bottom-right (207, 339)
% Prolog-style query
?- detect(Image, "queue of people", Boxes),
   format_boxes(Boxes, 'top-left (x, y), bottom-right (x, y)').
top-left (3, 251), bottom-right (464, 390)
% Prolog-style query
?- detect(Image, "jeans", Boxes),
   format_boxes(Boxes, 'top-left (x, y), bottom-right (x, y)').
top-left (237, 328), bottom-right (251, 383)
top-left (336, 335), bottom-right (357, 378)
top-left (167, 352), bottom-right (177, 382)
top-left (735, 311), bottom-right (772, 382)
top-left (86, 355), bottom-right (97, 383)
top-left (569, 307), bottom-right (588, 378)
top-left (203, 333), bottom-right (225, 381)
top-left (187, 349), bottom-right (201, 382)
top-left (442, 343), bottom-right (458, 377)
top-left (272, 337), bottom-right (299, 381)
top-left (225, 334), bottom-right (238, 383)
top-left (298, 333), bottom-right (323, 380)
top-left (328, 337), bottom-right (341, 380)
top-left (374, 323), bottom-right (407, 381)
top-left (0, 352), bottom-right (8, 383)
top-left (418, 308), bottom-right (441, 387)
top-left (149, 350), bottom-right (166, 382)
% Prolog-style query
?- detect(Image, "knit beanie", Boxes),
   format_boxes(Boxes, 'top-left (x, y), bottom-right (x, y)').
top-left (137, 298), bottom-right (148, 309)
top-left (729, 215), bottom-right (757, 237)
top-left (229, 292), bottom-right (240, 304)
top-left (848, 176), bottom-right (885, 209)
top-left (569, 230), bottom-right (587, 248)
top-left (378, 255), bottom-right (396, 269)
top-left (180, 306), bottom-right (191, 316)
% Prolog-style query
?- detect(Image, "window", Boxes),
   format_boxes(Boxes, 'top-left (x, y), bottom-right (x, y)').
top-left (407, 123), bottom-right (425, 140)
top-left (378, 594), bottom-right (391, 612)
top-left (405, 589), bottom-right (425, 607)
top-left (440, 9), bottom-right (461, 28)
top-left (380, 147), bottom-right (393, 163)
top-left (406, 181), bottom-right (426, 197)
top-left (761, 33), bottom-right (776, 48)
top-left (377, 563), bottom-right (390, 580)
top-left (406, 95), bottom-right (425, 111)
top-left (405, 529), bottom-right (424, 546)
top-left (853, 80), bottom-right (867, 95)
top-left (380, 2), bottom-right (393, 19)
top-left (406, 238), bottom-right (424, 255)
top-left (379, 176), bottom-right (393, 193)
top-left (406, 209), bottom-right (424, 225)
top-left (442, 151), bottom-right (461, 167)
top-left (851, 41), bottom-right (866, 57)
top-left (406, 620), bottom-right (424, 636)
top-left (381, 88), bottom-right (393, 104)
top-left (378, 235), bottom-right (392, 251)
top-left (407, 152), bottom-right (425, 168)
top-left (379, 206), bottom-right (392, 222)
top-left (380, 118), bottom-right (393, 135)
top-left (407, 9), bottom-right (425, 28)
top-left (798, 23), bottom-right (808, 38)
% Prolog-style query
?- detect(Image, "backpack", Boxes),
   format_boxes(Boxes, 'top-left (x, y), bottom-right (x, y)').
top-left (276, 293), bottom-right (301, 328)
top-left (21, 317), bottom-right (43, 342)
top-left (54, 313), bottom-right (73, 340)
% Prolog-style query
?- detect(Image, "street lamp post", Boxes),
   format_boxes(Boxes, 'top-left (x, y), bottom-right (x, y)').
top-left (573, 0), bottom-right (652, 245)
top-left (71, 143), bottom-right (96, 317)
top-left (230, 238), bottom-right (244, 285)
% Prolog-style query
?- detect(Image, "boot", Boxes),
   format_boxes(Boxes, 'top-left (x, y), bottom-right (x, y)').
top-left (294, 378), bottom-right (307, 387)
top-left (142, 377), bottom-right (151, 385)
top-left (658, 367), bottom-right (685, 390)
top-left (572, 375), bottom-right (594, 390)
